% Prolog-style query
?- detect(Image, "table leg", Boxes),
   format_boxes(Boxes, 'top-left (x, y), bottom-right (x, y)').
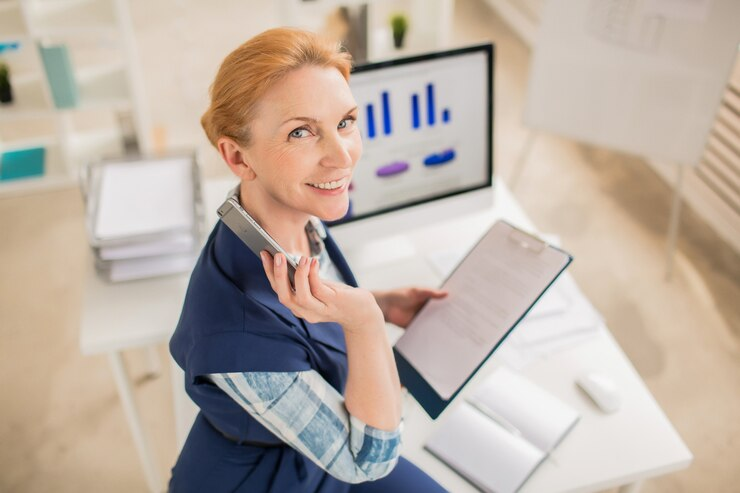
top-left (108, 352), bottom-right (163, 493)
top-left (618, 480), bottom-right (644, 493)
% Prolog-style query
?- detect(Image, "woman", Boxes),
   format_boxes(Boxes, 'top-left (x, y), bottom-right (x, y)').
top-left (169, 27), bottom-right (449, 492)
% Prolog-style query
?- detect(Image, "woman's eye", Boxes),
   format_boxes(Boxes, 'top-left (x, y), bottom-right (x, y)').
top-left (338, 117), bottom-right (355, 129)
top-left (289, 128), bottom-right (310, 139)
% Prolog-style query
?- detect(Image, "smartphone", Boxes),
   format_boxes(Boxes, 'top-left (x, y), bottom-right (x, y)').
top-left (217, 194), bottom-right (297, 287)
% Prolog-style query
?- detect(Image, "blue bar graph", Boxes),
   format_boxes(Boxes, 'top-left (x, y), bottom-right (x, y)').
top-left (368, 86), bottom-right (447, 136)
top-left (366, 104), bottom-right (376, 139)
top-left (382, 91), bottom-right (392, 135)
top-left (411, 94), bottom-right (420, 129)
top-left (426, 83), bottom-right (436, 126)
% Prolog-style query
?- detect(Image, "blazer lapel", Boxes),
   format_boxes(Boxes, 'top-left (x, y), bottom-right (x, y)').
top-left (323, 227), bottom-right (358, 288)
top-left (215, 220), bottom-right (358, 354)
top-left (214, 222), bottom-right (300, 327)
top-left (301, 226), bottom-right (358, 354)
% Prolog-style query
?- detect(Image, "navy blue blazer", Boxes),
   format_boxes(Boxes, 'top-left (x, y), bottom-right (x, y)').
top-left (169, 219), bottom-right (358, 492)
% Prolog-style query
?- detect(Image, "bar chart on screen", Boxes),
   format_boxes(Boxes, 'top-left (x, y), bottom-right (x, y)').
top-left (345, 47), bottom-right (490, 220)
top-left (363, 83), bottom-right (452, 140)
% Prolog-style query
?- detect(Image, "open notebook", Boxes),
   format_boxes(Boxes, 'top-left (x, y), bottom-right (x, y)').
top-left (425, 367), bottom-right (579, 493)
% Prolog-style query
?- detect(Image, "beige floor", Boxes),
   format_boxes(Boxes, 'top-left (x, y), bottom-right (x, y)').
top-left (1, 1), bottom-right (739, 492)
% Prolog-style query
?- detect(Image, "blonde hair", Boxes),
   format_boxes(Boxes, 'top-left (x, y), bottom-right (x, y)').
top-left (201, 27), bottom-right (353, 148)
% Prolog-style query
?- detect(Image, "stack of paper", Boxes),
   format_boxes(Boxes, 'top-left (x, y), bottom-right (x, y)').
top-left (425, 367), bottom-right (579, 493)
top-left (502, 272), bottom-right (603, 366)
top-left (85, 155), bottom-right (202, 282)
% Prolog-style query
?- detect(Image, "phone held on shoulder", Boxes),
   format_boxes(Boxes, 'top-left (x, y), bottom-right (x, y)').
top-left (217, 192), bottom-right (298, 287)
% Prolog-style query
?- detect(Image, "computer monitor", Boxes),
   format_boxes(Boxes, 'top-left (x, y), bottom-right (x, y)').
top-left (329, 43), bottom-right (495, 258)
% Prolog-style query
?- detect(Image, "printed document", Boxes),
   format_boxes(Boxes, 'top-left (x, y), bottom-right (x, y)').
top-left (394, 221), bottom-right (571, 399)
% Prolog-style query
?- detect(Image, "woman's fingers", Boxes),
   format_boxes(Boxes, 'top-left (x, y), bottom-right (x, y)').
top-left (410, 287), bottom-right (448, 301)
top-left (293, 256), bottom-right (325, 312)
top-left (260, 251), bottom-right (278, 291)
top-left (308, 258), bottom-right (336, 303)
top-left (422, 288), bottom-right (449, 299)
top-left (271, 253), bottom-right (296, 306)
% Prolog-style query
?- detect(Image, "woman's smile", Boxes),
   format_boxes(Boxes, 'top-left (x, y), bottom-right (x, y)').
top-left (306, 176), bottom-right (351, 194)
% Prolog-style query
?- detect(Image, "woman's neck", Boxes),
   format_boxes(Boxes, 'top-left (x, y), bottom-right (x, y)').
top-left (238, 180), bottom-right (311, 257)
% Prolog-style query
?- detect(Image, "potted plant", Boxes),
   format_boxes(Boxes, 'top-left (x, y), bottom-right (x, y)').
top-left (390, 13), bottom-right (408, 49)
top-left (0, 61), bottom-right (12, 104)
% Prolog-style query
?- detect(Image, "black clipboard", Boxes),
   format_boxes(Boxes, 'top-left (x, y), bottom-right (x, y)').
top-left (393, 220), bottom-right (573, 419)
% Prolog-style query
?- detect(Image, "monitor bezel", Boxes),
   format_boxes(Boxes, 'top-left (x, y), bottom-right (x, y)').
top-left (333, 42), bottom-right (495, 226)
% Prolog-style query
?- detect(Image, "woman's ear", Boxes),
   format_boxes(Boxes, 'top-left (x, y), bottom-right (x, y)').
top-left (217, 137), bottom-right (257, 181)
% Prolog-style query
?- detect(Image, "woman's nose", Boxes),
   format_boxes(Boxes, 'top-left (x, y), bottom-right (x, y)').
top-left (320, 134), bottom-right (353, 169)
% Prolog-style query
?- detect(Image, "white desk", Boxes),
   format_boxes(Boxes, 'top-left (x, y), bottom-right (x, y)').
top-left (80, 265), bottom-right (189, 493)
top-left (79, 178), bottom-right (692, 493)
top-left (335, 184), bottom-right (693, 492)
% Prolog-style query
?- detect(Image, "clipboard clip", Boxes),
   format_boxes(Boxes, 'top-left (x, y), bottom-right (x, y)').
top-left (506, 224), bottom-right (547, 254)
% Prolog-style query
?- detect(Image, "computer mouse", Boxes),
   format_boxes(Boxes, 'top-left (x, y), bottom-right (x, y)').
top-left (576, 372), bottom-right (621, 413)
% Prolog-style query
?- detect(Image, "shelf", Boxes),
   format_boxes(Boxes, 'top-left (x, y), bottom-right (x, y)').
top-left (1, 38), bottom-right (42, 79)
top-left (0, 134), bottom-right (57, 152)
top-left (0, 0), bottom-right (149, 197)
top-left (0, 140), bottom-right (67, 193)
top-left (0, 113), bottom-right (56, 141)
top-left (0, 63), bottom-right (131, 119)
top-left (68, 127), bottom-right (124, 169)
top-left (0, 172), bottom-right (76, 196)
top-left (0, 76), bottom-right (51, 119)
top-left (77, 64), bottom-right (130, 111)
top-left (0, 127), bottom-right (124, 196)
top-left (27, 0), bottom-right (118, 37)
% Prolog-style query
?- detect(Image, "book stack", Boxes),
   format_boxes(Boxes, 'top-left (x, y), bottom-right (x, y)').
top-left (85, 154), bottom-right (203, 282)
top-left (425, 366), bottom-right (580, 493)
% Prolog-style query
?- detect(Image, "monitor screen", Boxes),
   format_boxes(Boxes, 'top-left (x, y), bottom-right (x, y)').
top-left (332, 43), bottom-right (494, 226)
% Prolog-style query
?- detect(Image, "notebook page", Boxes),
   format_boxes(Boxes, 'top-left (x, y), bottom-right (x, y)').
top-left (395, 221), bottom-right (571, 399)
top-left (425, 402), bottom-right (544, 493)
top-left (472, 367), bottom-right (579, 453)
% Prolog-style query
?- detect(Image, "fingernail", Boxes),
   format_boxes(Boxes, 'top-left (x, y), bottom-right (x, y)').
top-left (300, 256), bottom-right (307, 267)
top-left (275, 254), bottom-right (282, 266)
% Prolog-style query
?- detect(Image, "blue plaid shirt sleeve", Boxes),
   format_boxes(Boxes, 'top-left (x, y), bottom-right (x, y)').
top-left (209, 371), bottom-right (402, 484)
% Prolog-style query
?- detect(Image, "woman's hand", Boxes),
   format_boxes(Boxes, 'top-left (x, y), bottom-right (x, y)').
top-left (373, 287), bottom-right (448, 328)
top-left (260, 252), bottom-right (384, 333)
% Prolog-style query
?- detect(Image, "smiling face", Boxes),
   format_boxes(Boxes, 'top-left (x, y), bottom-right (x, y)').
top-left (240, 65), bottom-right (362, 222)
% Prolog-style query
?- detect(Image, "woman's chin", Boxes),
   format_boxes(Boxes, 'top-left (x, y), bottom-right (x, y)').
top-left (319, 202), bottom-right (350, 222)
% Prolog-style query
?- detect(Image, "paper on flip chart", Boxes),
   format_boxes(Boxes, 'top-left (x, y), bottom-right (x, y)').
top-left (395, 221), bottom-right (571, 400)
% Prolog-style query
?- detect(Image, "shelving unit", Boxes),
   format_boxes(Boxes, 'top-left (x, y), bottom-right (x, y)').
top-left (277, 0), bottom-right (454, 63)
top-left (0, 0), bottom-right (151, 196)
